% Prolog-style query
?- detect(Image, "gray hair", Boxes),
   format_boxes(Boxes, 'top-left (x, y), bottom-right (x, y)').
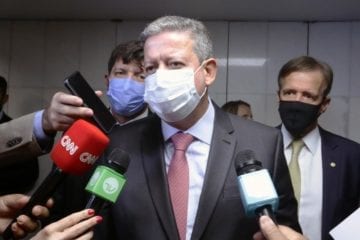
top-left (140, 15), bottom-right (214, 63)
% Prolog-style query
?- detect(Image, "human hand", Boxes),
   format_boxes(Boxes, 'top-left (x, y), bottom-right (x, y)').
top-left (0, 194), bottom-right (53, 239)
top-left (253, 216), bottom-right (307, 240)
top-left (31, 209), bottom-right (102, 240)
top-left (42, 91), bottom-right (102, 135)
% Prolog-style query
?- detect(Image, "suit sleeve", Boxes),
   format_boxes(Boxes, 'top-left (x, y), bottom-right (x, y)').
top-left (272, 131), bottom-right (302, 232)
top-left (0, 113), bottom-right (44, 166)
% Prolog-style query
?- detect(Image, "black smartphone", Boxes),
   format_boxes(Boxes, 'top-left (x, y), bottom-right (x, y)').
top-left (64, 71), bottom-right (116, 134)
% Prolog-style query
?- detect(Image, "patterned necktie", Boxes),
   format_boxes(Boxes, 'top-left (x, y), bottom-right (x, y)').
top-left (168, 132), bottom-right (194, 240)
top-left (289, 139), bottom-right (305, 203)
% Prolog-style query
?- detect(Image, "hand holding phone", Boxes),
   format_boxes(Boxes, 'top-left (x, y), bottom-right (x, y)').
top-left (64, 71), bottom-right (116, 134)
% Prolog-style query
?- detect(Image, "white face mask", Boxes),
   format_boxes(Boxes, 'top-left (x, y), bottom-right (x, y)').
top-left (144, 66), bottom-right (206, 122)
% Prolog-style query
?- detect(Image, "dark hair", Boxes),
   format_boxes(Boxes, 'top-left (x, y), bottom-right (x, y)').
top-left (0, 76), bottom-right (7, 95)
top-left (107, 40), bottom-right (144, 73)
top-left (278, 56), bottom-right (333, 98)
top-left (221, 99), bottom-right (251, 115)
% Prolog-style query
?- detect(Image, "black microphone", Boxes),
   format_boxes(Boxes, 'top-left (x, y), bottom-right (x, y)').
top-left (85, 148), bottom-right (130, 213)
top-left (235, 150), bottom-right (279, 223)
top-left (2, 119), bottom-right (109, 240)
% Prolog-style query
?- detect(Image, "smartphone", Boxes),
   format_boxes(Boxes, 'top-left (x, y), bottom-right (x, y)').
top-left (64, 71), bottom-right (116, 134)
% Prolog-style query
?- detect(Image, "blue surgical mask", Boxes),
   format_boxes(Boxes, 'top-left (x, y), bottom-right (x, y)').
top-left (106, 77), bottom-right (145, 117)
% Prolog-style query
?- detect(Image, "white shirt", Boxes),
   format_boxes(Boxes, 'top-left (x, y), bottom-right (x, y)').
top-left (281, 125), bottom-right (323, 240)
top-left (162, 100), bottom-right (215, 240)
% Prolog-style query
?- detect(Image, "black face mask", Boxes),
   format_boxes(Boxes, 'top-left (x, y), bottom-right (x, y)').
top-left (278, 101), bottom-right (321, 138)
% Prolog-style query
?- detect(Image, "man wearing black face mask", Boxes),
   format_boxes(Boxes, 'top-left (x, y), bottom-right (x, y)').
top-left (277, 56), bottom-right (360, 240)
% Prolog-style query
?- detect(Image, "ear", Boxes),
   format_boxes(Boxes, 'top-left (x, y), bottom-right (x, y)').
top-left (276, 90), bottom-right (281, 102)
top-left (320, 97), bottom-right (331, 114)
top-left (203, 58), bottom-right (217, 86)
top-left (104, 74), bottom-right (110, 89)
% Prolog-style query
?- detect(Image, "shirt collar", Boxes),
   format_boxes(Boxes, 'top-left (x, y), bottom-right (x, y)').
top-left (123, 108), bottom-right (149, 125)
top-left (162, 98), bottom-right (215, 145)
top-left (113, 108), bottom-right (149, 126)
top-left (281, 124), bottom-right (321, 154)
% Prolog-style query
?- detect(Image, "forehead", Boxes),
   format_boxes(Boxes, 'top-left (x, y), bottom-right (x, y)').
top-left (238, 105), bottom-right (251, 111)
top-left (111, 58), bottom-right (142, 71)
top-left (144, 31), bottom-right (197, 61)
top-left (281, 70), bottom-right (326, 91)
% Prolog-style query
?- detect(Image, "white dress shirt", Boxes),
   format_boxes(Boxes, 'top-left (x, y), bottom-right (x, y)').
top-left (162, 100), bottom-right (215, 240)
top-left (281, 125), bottom-right (323, 240)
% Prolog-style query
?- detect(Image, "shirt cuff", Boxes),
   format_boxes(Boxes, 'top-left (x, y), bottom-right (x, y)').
top-left (33, 110), bottom-right (55, 152)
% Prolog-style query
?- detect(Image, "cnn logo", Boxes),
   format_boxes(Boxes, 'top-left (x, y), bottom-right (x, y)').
top-left (60, 135), bottom-right (79, 155)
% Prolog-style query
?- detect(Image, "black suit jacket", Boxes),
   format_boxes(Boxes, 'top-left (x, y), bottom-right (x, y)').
top-left (319, 127), bottom-right (360, 240)
top-left (93, 105), bottom-right (300, 239)
top-left (0, 112), bottom-right (39, 194)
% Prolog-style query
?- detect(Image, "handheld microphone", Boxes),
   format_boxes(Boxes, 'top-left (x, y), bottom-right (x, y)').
top-left (2, 119), bottom-right (109, 240)
top-left (235, 150), bottom-right (279, 222)
top-left (85, 148), bottom-right (130, 213)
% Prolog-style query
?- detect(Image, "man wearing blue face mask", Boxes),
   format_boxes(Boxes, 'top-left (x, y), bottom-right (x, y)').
top-left (277, 56), bottom-right (360, 240)
top-left (105, 40), bottom-right (149, 124)
top-left (41, 40), bottom-right (150, 227)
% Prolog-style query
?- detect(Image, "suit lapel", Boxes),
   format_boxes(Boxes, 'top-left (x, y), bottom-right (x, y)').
top-left (320, 128), bottom-right (339, 238)
top-left (191, 107), bottom-right (236, 239)
top-left (141, 116), bottom-right (179, 239)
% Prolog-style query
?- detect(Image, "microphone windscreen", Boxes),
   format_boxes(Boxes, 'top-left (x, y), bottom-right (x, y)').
top-left (107, 148), bottom-right (130, 174)
top-left (235, 150), bottom-right (262, 175)
top-left (50, 119), bottom-right (109, 175)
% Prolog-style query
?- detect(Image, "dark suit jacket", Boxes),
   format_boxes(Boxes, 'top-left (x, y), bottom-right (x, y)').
top-left (0, 112), bottom-right (39, 194)
top-left (91, 105), bottom-right (300, 240)
top-left (49, 105), bottom-right (300, 239)
top-left (319, 127), bottom-right (360, 240)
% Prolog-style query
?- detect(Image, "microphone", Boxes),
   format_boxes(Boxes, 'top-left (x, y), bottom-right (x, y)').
top-left (235, 150), bottom-right (279, 222)
top-left (85, 148), bottom-right (130, 213)
top-left (2, 119), bottom-right (109, 240)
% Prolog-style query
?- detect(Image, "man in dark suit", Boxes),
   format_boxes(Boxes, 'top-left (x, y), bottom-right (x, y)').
top-left (276, 56), bottom-right (360, 240)
top-left (91, 15), bottom-right (301, 240)
top-left (0, 76), bottom-right (39, 195)
top-left (46, 16), bottom-right (302, 240)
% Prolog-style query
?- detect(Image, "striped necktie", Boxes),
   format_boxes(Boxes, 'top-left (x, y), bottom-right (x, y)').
top-left (168, 132), bottom-right (194, 240)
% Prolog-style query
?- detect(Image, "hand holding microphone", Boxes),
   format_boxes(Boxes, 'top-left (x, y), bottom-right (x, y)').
top-left (235, 150), bottom-right (279, 222)
top-left (2, 119), bottom-right (109, 239)
top-left (0, 194), bottom-right (52, 239)
top-left (253, 216), bottom-right (307, 240)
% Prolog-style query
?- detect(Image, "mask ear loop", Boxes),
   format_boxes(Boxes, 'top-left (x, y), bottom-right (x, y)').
top-left (194, 59), bottom-right (209, 99)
